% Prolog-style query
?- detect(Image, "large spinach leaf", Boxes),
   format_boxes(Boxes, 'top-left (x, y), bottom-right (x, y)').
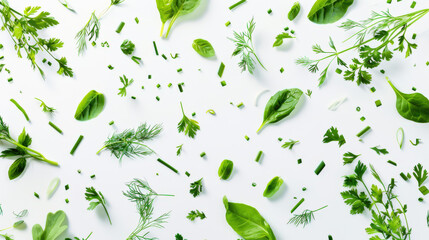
top-left (223, 196), bottom-right (276, 240)
top-left (156, 0), bottom-right (175, 36)
top-left (32, 210), bottom-right (68, 240)
top-left (74, 90), bottom-right (105, 121)
top-left (308, 0), bottom-right (354, 24)
top-left (388, 80), bottom-right (429, 123)
top-left (258, 88), bottom-right (303, 133)
top-left (164, 0), bottom-right (201, 37)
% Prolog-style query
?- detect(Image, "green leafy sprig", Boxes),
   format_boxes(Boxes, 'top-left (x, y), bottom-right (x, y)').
top-left (287, 205), bottom-right (328, 227)
top-left (85, 186), bottom-right (112, 225)
top-left (118, 75), bottom-right (133, 97)
top-left (177, 102), bottom-right (200, 138)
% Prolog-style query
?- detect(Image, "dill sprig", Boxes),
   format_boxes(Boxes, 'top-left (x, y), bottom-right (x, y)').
top-left (297, 8), bottom-right (429, 86)
top-left (287, 205), bottom-right (327, 227)
top-left (75, 0), bottom-right (125, 54)
top-left (96, 123), bottom-right (162, 161)
top-left (0, 1), bottom-right (73, 78)
top-left (123, 179), bottom-right (173, 240)
top-left (229, 17), bottom-right (266, 74)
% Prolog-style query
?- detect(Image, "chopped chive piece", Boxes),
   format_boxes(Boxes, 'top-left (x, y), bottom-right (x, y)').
top-left (412, 87), bottom-right (417, 91)
top-left (407, 173), bottom-right (412, 179)
top-left (135, 17), bottom-right (139, 24)
top-left (42, 58), bottom-right (47, 63)
top-left (34, 192), bottom-right (40, 199)
top-left (178, 84), bottom-right (183, 92)
top-left (218, 62), bottom-right (225, 77)
top-left (185, 171), bottom-right (190, 177)
top-left (356, 126), bottom-right (371, 138)
top-left (229, 0), bottom-right (246, 10)
top-left (206, 109), bottom-right (215, 115)
top-left (162, 54), bottom-right (167, 60)
top-left (297, 158), bottom-right (302, 164)
top-left (141, 86), bottom-right (145, 89)
top-left (116, 21), bottom-right (125, 33)
top-left (7, 78), bottom-right (13, 82)
top-left (284, 27), bottom-right (289, 31)
top-left (237, 102), bottom-right (244, 108)
top-left (418, 197), bottom-right (423, 202)
top-left (77, 169), bottom-right (82, 174)
top-left (65, 184), bottom-right (70, 190)
top-left (419, 186), bottom-right (429, 195)
top-left (192, 112), bottom-right (196, 117)
top-left (360, 116), bottom-right (366, 121)
top-left (290, 198), bottom-right (305, 213)
top-left (153, 41), bottom-right (159, 55)
top-left (49, 121), bottom-right (63, 134)
top-left (328, 235), bottom-right (333, 240)
top-left (90, 174), bottom-right (96, 179)
top-left (411, 1), bottom-right (416, 8)
top-left (396, 127), bottom-right (404, 149)
top-left (200, 152), bottom-right (206, 157)
top-left (131, 96), bottom-right (136, 100)
top-left (225, 21), bottom-right (231, 27)
top-left (255, 151), bottom-right (263, 163)
top-left (375, 100), bottom-right (382, 107)
top-left (387, 0), bottom-right (392, 3)
top-left (252, 182), bottom-right (257, 187)
top-left (108, 65), bottom-right (114, 70)
top-left (177, 68), bottom-right (183, 72)
top-left (109, 121), bottom-right (114, 125)
top-left (314, 161), bottom-right (325, 175)
top-left (10, 99), bottom-right (30, 121)
top-left (412, 33), bottom-right (417, 39)
top-left (302, 187), bottom-right (307, 191)
top-left (380, 69), bottom-right (385, 74)
top-left (400, 172), bottom-right (409, 181)
top-left (156, 84), bottom-right (161, 88)
top-left (220, 81), bottom-right (227, 87)
top-left (65, 198), bottom-right (69, 203)
top-left (290, 30), bottom-right (295, 34)
top-left (157, 158), bottom-right (179, 174)
top-left (335, 68), bottom-right (342, 74)
top-left (131, 56), bottom-right (141, 64)
top-left (387, 160), bottom-right (397, 166)
top-left (280, 67), bottom-right (284, 73)
top-left (370, 87), bottom-right (376, 93)
top-left (278, 137), bottom-right (283, 141)
top-left (156, 96), bottom-right (160, 101)
top-left (168, 83), bottom-right (172, 87)
top-left (244, 135), bottom-right (250, 141)
top-left (70, 135), bottom-right (84, 155)
top-left (267, 9), bottom-right (272, 14)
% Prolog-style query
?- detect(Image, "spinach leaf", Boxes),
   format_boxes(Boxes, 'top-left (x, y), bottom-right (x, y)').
top-left (192, 39), bottom-right (215, 57)
top-left (156, 0), bottom-right (175, 35)
top-left (263, 176), bottom-right (283, 198)
top-left (308, 0), bottom-right (354, 24)
top-left (387, 79), bottom-right (429, 123)
top-left (74, 90), bottom-right (105, 121)
top-left (165, 0), bottom-right (201, 37)
top-left (258, 88), bottom-right (303, 133)
top-left (8, 157), bottom-right (26, 180)
top-left (218, 159), bottom-right (234, 180)
top-left (288, 2), bottom-right (301, 21)
top-left (32, 210), bottom-right (67, 240)
top-left (223, 196), bottom-right (276, 240)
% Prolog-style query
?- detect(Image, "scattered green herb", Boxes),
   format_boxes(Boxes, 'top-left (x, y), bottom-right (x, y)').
top-left (192, 39), bottom-right (215, 57)
top-left (282, 139), bottom-right (299, 149)
top-left (85, 186), bottom-right (111, 225)
top-left (263, 176), bottom-right (284, 198)
top-left (308, 0), bottom-right (354, 24)
top-left (371, 146), bottom-right (389, 155)
top-left (178, 102), bottom-right (200, 138)
top-left (288, 2), bottom-right (301, 21)
top-left (218, 159), bottom-right (234, 180)
top-left (35, 98), bottom-right (55, 113)
top-left (120, 39), bottom-right (135, 55)
top-left (323, 127), bottom-right (346, 147)
top-left (288, 205), bottom-right (328, 227)
top-left (187, 210), bottom-right (206, 221)
top-left (190, 178), bottom-right (203, 197)
top-left (118, 75), bottom-right (134, 97)
top-left (10, 99), bottom-right (29, 122)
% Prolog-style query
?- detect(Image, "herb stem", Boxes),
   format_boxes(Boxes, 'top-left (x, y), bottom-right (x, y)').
top-left (4, 138), bottom-right (58, 166)
top-left (157, 158), bottom-right (179, 174)
top-left (10, 99), bottom-right (30, 121)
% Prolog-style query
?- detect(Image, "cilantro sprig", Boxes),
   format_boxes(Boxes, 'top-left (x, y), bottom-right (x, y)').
top-left (85, 186), bottom-right (112, 225)
top-left (178, 102), bottom-right (200, 138)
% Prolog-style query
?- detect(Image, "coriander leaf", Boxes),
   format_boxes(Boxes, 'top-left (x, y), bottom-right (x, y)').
top-left (118, 75), bottom-right (134, 97)
top-left (186, 210), bottom-right (206, 221)
top-left (281, 139), bottom-right (299, 149)
top-left (323, 126), bottom-right (346, 147)
top-left (354, 160), bottom-right (367, 181)
top-left (343, 175), bottom-right (358, 188)
top-left (413, 163), bottom-right (428, 187)
top-left (370, 146), bottom-right (389, 155)
top-left (341, 189), bottom-right (371, 214)
top-left (177, 102), bottom-right (200, 138)
top-left (85, 187), bottom-right (111, 224)
top-left (189, 178), bottom-right (203, 197)
top-left (343, 152), bottom-right (360, 165)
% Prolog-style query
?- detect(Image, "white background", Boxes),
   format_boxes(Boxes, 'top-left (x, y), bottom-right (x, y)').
top-left (1, 0), bottom-right (429, 239)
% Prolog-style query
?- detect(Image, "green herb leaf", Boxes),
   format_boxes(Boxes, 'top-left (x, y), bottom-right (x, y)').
top-left (263, 176), bottom-right (284, 198)
top-left (281, 139), bottom-right (299, 149)
top-left (118, 75), bottom-right (134, 97)
top-left (189, 178), bottom-right (203, 197)
top-left (343, 152), bottom-right (360, 165)
top-left (31, 210), bottom-right (68, 240)
top-left (8, 157), bottom-right (26, 180)
top-left (186, 210), bottom-right (206, 221)
top-left (85, 187), bottom-right (111, 225)
top-left (164, 0), bottom-right (201, 37)
top-left (273, 32), bottom-right (295, 47)
top-left (192, 39), bottom-right (215, 57)
top-left (223, 196), bottom-right (276, 240)
top-left (218, 160), bottom-right (234, 180)
top-left (308, 0), bottom-right (354, 24)
top-left (340, 189), bottom-right (371, 214)
top-left (370, 146), bottom-right (389, 155)
top-left (323, 127), bottom-right (346, 147)
top-left (288, 2), bottom-right (301, 21)
top-left (178, 102), bottom-right (200, 138)
top-left (120, 40), bottom-right (135, 55)
top-left (258, 88), bottom-right (303, 133)
top-left (413, 163), bottom-right (428, 187)
top-left (74, 90), bottom-right (105, 121)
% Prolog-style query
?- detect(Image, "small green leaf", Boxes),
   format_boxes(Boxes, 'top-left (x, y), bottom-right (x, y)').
top-left (192, 39), bottom-right (215, 57)
top-left (288, 2), bottom-right (301, 21)
top-left (273, 33), bottom-right (295, 47)
top-left (74, 90), bottom-right (105, 121)
top-left (8, 157), bottom-right (26, 180)
top-left (308, 0), bottom-right (354, 24)
top-left (218, 159), bottom-right (234, 180)
top-left (263, 176), bottom-right (284, 198)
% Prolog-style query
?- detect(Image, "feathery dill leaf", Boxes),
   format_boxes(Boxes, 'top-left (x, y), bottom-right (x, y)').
top-left (123, 179), bottom-right (172, 240)
top-left (85, 186), bottom-right (111, 225)
top-left (229, 17), bottom-right (266, 74)
top-left (288, 205), bottom-right (327, 227)
top-left (97, 123), bottom-right (162, 161)
top-left (177, 102), bottom-right (200, 138)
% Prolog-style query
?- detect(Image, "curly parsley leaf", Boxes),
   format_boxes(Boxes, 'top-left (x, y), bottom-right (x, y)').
top-left (281, 139), bottom-right (299, 149)
top-left (118, 75), bottom-right (134, 97)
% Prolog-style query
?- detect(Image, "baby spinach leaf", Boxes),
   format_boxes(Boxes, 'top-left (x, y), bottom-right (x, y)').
top-left (192, 39), bottom-right (215, 57)
top-left (32, 210), bottom-right (67, 240)
top-left (288, 2), bottom-right (301, 21)
top-left (156, 0), bottom-right (175, 36)
top-left (263, 176), bottom-right (284, 198)
top-left (258, 88), bottom-right (303, 133)
top-left (8, 157), bottom-right (26, 180)
top-left (308, 0), bottom-right (354, 24)
top-left (218, 159), bottom-right (234, 180)
top-left (387, 80), bottom-right (429, 123)
top-left (165, 0), bottom-right (201, 37)
top-left (223, 196), bottom-right (276, 240)
top-left (74, 90), bottom-right (105, 121)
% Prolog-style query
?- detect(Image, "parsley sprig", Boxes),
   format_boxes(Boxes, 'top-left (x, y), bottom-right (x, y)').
top-left (118, 75), bottom-right (134, 97)
top-left (413, 163), bottom-right (428, 187)
top-left (189, 178), bottom-right (203, 197)
top-left (85, 186), bottom-right (112, 225)
top-left (178, 102), bottom-right (200, 138)
top-left (186, 210), bottom-right (206, 221)
top-left (323, 127), bottom-right (346, 147)
top-left (0, 1), bottom-right (73, 78)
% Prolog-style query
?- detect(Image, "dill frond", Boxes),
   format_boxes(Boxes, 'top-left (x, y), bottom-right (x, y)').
top-left (288, 205), bottom-right (328, 227)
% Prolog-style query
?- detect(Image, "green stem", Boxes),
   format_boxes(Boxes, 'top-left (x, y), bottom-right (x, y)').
top-left (165, 7), bottom-right (182, 38)
top-left (4, 138), bottom-right (58, 166)
top-left (160, 23), bottom-right (165, 37)
top-left (256, 121), bottom-right (266, 133)
top-left (101, 203), bottom-right (112, 225)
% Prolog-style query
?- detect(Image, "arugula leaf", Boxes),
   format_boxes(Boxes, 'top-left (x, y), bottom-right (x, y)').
top-left (370, 146), bottom-right (389, 155)
top-left (413, 163), bottom-right (428, 187)
top-left (343, 152), bottom-right (360, 165)
top-left (189, 178), bottom-right (203, 197)
top-left (118, 75), bottom-right (134, 97)
top-left (186, 210), bottom-right (206, 221)
top-left (273, 32), bottom-right (295, 47)
top-left (85, 187), bottom-right (112, 225)
top-left (281, 139), bottom-right (299, 149)
top-left (323, 127), bottom-right (346, 147)
top-left (32, 210), bottom-right (67, 240)
top-left (178, 102), bottom-right (200, 138)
